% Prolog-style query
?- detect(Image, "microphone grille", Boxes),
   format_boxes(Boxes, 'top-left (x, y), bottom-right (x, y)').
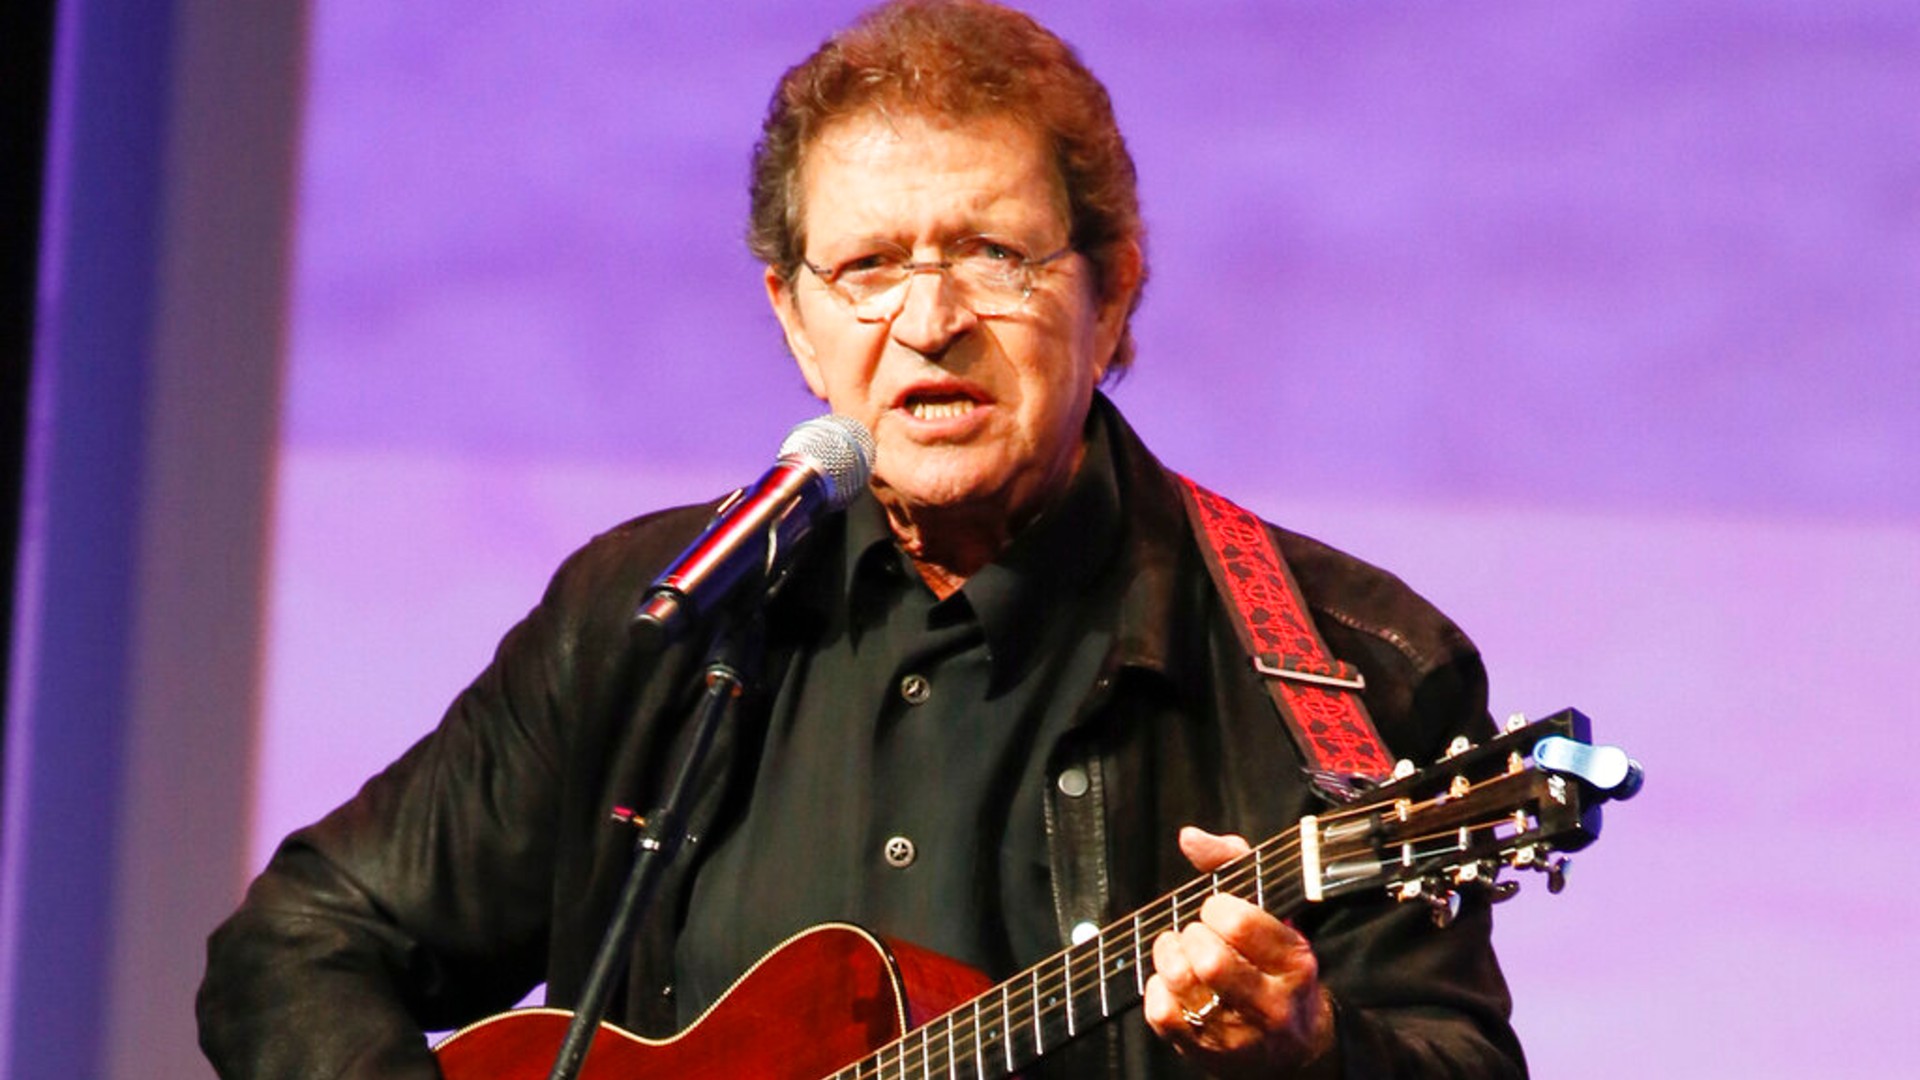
top-left (779, 414), bottom-right (876, 509)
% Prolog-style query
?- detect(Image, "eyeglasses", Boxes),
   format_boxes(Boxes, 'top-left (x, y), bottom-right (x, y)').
top-left (801, 235), bottom-right (1075, 322)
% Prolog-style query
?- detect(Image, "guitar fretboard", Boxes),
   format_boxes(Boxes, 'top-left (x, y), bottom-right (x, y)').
top-left (827, 831), bottom-right (1311, 1080)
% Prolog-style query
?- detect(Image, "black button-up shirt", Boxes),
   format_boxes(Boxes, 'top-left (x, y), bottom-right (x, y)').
top-left (675, 418), bottom-right (1123, 1019)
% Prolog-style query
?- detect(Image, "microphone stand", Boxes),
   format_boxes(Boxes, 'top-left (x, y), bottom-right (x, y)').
top-left (544, 604), bottom-right (764, 1080)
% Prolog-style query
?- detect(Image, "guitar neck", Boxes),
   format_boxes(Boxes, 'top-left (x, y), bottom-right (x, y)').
top-left (829, 832), bottom-right (1311, 1080)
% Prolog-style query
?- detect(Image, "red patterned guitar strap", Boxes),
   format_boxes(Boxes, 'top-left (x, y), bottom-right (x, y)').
top-left (1177, 475), bottom-right (1395, 782)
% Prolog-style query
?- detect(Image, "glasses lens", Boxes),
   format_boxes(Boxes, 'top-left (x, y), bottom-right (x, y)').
top-left (952, 239), bottom-right (1031, 316)
top-left (950, 262), bottom-right (1026, 317)
top-left (848, 278), bottom-right (909, 321)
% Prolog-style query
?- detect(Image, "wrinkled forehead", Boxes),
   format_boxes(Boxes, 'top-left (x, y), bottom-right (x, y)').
top-left (789, 106), bottom-right (1070, 246)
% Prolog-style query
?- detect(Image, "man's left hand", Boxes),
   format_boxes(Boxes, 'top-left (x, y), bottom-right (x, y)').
top-left (1142, 826), bottom-right (1338, 1079)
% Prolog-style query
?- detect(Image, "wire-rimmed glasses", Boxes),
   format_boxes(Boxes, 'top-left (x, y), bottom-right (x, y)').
top-left (801, 235), bottom-right (1074, 322)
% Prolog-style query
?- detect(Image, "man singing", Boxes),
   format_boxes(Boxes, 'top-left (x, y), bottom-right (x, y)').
top-left (200, 2), bottom-right (1526, 1076)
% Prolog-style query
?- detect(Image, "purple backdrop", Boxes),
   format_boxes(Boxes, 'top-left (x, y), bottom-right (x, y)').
top-left (258, 3), bottom-right (1920, 1076)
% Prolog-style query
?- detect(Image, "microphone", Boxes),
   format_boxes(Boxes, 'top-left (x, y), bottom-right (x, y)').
top-left (630, 414), bottom-right (876, 652)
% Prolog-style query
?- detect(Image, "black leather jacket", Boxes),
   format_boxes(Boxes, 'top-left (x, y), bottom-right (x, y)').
top-left (199, 399), bottom-right (1526, 1078)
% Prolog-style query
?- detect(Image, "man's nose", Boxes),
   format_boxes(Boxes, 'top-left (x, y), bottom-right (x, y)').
top-left (889, 267), bottom-right (978, 356)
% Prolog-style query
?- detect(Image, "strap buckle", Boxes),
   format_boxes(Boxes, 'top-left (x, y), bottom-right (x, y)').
top-left (1253, 652), bottom-right (1367, 692)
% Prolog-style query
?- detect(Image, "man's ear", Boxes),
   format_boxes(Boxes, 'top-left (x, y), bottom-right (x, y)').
top-left (767, 266), bottom-right (828, 401)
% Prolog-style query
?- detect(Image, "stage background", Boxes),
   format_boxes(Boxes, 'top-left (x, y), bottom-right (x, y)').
top-left (263, 4), bottom-right (1919, 1075)
top-left (10, 2), bottom-right (1918, 1077)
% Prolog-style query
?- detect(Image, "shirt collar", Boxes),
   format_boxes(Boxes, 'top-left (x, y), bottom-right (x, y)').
top-left (831, 408), bottom-right (1124, 690)
top-left (960, 410), bottom-right (1121, 690)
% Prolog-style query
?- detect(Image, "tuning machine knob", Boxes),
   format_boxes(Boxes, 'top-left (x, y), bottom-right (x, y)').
top-left (1396, 877), bottom-right (1463, 927)
top-left (1545, 853), bottom-right (1571, 894)
top-left (1453, 859), bottom-right (1519, 904)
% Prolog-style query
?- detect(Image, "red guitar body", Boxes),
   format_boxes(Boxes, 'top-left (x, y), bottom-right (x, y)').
top-left (434, 923), bottom-right (992, 1079)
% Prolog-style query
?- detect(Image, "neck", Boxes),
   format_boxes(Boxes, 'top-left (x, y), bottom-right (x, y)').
top-left (881, 500), bottom-right (1013, 600)
top-left (876, 438), bottom-right (1090, 600)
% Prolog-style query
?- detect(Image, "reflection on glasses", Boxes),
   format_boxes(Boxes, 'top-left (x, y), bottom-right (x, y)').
top-left (802, 235), bottom-right (1074, 321)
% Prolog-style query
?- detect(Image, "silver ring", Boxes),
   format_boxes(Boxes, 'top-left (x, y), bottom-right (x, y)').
top-left (1181, 992), bottom-right (1223, 1030)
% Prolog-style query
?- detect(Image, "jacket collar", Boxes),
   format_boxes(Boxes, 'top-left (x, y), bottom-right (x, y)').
top-left (1084, 392), bottom-right (1201, 688)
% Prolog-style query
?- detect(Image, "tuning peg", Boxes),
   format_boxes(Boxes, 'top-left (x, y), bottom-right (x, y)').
top-left (1452, 860), bottom-right (1519, 903)
top-left (1545, 853), bottom-right (1570, 894)
top-left (1397, 877), bottom-right (1462, 927)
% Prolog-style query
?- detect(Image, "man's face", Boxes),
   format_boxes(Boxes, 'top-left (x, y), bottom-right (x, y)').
top-left (768, 111), bottom-right (1135, 527)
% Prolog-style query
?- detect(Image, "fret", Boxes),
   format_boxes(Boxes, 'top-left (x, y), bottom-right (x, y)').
top-left (1000, 980), bottom-right (1015, 1074)
top-left (1030, 965), bottom-right (1043, 1053)
top-left (1095, 928), bottom-right (1109, 1016)
top-left (1104, 925), bottom-right (1135, 1010)
top-left (971, 998), bottom-right (986, 1080)
top-left (1063, 948), bottom-right (1076, 1036)
top-left (1003, 962), bottom-right (1039, 1067)
top-left (1070, 937), bottom-right (1105, 1028)
top-left (1255, 846), bottom-right (1265, 909)
top-left (1121, 907), bottom-right (1136, 991)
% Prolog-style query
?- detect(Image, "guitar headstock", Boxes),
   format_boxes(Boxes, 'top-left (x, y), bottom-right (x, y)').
top-left (1299, 708), bottom-right (1642, 924)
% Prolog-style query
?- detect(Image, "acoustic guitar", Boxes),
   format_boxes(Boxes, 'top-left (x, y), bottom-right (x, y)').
top-left (435, 708), bottom-right (1641, 1079)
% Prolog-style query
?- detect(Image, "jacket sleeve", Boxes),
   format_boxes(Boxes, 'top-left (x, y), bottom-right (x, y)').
top-left (197, 564), bottom-right (582, 1079)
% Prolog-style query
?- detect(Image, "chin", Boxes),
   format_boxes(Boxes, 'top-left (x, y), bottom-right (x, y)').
top-left (876, 456), bottom-right (1009, 514)
top-left (884, 478), bottom-right (997, 514)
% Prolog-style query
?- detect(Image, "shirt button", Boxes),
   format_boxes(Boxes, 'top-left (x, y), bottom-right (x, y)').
top-left (1056, 766), bottom-right (1090, 797)
top-left (883, 835), bottom-right (917, 868)
top-left (899, 673), bottom-right (931, 705)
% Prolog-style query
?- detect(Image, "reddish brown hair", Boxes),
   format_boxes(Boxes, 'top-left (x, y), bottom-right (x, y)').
top-left (749, 0), bottom-right (1147, 375)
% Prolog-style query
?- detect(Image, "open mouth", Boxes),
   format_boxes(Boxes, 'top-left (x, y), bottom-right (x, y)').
top-left (901, 388), bottom-right (983, 421)
top-left (907, 396), bottom-right (977, 421)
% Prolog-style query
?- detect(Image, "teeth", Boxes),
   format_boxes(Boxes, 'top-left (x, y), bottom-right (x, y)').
top-left (908, 399), bottom-right (976, 420)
